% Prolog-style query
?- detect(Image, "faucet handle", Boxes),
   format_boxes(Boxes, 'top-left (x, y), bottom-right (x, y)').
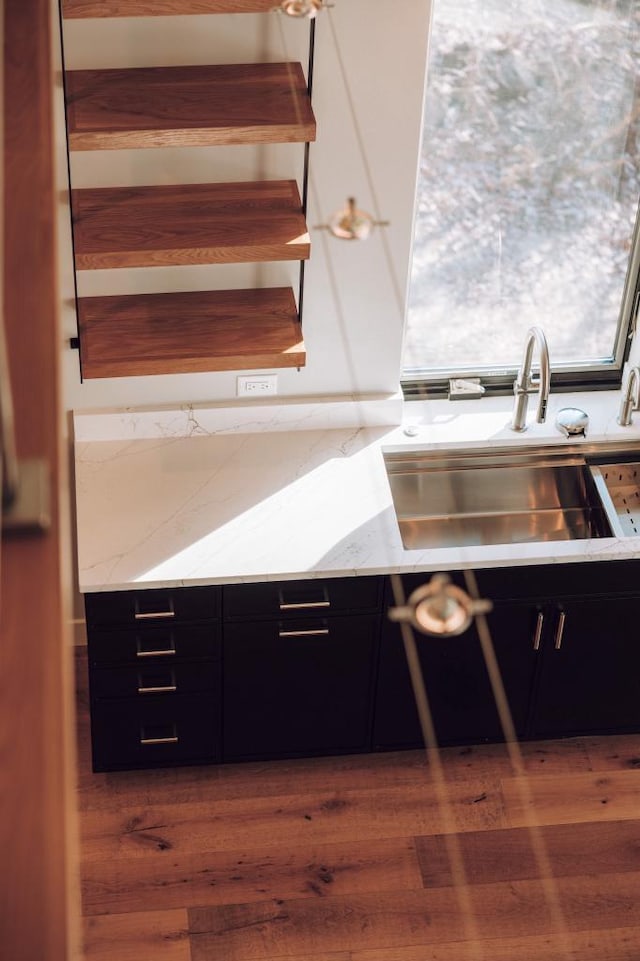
top-left (618, 365), bottom-right (640, 426)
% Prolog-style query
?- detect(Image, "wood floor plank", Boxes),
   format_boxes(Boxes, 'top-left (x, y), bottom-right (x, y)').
top-left (83, 909), bottom-right (190, 961)
top-left (237, 954), bottom-right (349, 961)
top-left (416, 819), bottom-right (640, 887)
top-left (74, 739), bottom-right (592, 813)
top-left (421, 738), bottom-right (592, 781)
top-left (80, 779), bottom-right (504, 861)
top-left (187, 871), bottom-right (640, 960)
top-left (82, 836), bottom-right (422, 916)
top-left (74, 747), bottom-right (495, 814)
top-left (349, 926), bottom-right (640, 961)
top-left (583, 734), bottom-right (640, 772)
top-left (75, 749), bottom-right (434, 812)
top-left (502, 770), bottom-right (640, 828)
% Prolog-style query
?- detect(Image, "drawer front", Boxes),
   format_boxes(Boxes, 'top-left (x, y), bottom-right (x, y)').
top-left (90, 693), bottom-right (219, 771)
top-left (90, 659), bottom-right (219, 699)
top-left (476, 559), bottom-right (640, 602)
top-left (87, 624), bottom-right (219, 665)
top-left (224, 575), bottom-right (384, 620)
top-left (85, 585), bottom-right (220, 628)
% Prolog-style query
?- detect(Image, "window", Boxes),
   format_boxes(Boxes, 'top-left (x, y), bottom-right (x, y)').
top-left (403, 0), bottom-right (640, 394)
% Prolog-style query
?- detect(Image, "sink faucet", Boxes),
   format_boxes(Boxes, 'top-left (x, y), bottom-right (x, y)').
top-left (617, 365), bottom-right (640, 426)
top-left (511, 326), bottom-right (551, 432)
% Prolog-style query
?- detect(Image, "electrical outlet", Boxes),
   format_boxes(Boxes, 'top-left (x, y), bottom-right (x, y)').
top-left (236, 374), bottom-right (278, 397)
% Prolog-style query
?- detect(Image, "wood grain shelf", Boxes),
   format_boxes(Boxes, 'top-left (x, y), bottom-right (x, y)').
top-left (77, 287), bottom-right (305, 378)
top-left (71, 180), bottom-right (310, 270)
top-left (62, 0), bottom-right (276, 16)
top-left (65, 62), bottom-right (316, 151)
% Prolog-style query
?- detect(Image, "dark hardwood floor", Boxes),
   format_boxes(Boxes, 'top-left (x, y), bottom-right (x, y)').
top-left (75, 649), bottom-right (640, 960)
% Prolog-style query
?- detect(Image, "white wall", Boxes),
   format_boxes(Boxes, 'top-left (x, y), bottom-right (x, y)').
top-left (58, 0), bottom-right (432, 411)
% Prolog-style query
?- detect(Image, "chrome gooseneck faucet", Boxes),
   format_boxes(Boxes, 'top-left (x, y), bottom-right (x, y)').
top-left (511, 326), bottom-right (551, 432)
top-left (617, 365), bottom-right (640, 426)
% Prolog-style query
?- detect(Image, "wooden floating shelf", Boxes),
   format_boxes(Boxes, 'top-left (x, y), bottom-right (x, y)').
top-left (62, 0), bottom-right (276, 17)
top-left (77, 287), bottom-right (305, 378)
top-left (71, 180), bottom-right (310, 270)
top-left (65, 62), bottom-right (316, 151)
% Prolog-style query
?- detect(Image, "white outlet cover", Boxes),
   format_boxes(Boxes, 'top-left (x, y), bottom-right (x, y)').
top-left (236, 374), bottom-right (278, 397)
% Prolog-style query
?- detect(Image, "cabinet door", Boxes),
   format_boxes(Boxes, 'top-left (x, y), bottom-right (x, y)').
top-left (532, 596), bottom-right (640, 737)
top-left (223, 614), bottom-right (379, 761)
top-left (373, 599), bottom-right (539, 750)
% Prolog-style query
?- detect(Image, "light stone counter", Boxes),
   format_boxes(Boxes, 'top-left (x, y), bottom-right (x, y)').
top-left (74, 391), bottom-right (640, 593)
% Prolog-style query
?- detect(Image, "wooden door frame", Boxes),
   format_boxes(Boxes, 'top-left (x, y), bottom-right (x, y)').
top-left (1, 0), bottom-right (80, 958)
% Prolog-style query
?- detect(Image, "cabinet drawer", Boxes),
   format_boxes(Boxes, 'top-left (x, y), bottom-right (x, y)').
top-left (90, 659), bottom-right (219, 699)
top-left (87, 624), bottom-right (219, 665)
top-left (90, 692), bottom-right (219, 771)
top-left (224, 575), bottom-right (383, 620)
top-left (476, 559), bottom-right (640, 601)
top-left (85, 585), bottom-right (220, 628)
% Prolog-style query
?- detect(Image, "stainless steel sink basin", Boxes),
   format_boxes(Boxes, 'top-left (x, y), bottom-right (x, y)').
top-left (384, 444), bottom-right (628, 549)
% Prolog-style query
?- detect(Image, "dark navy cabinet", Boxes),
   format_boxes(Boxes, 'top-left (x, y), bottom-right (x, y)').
top-left (83, 562), bottom-right (640, 771)
top-left (85, 585), bottom-right (221, 771)
top-left (373, 574), bottom-right (539, 750)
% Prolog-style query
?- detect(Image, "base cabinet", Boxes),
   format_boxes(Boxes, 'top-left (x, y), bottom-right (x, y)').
top-left (373, 576), bottom-right (539, 749)
top-left (85, 585), bottom-right (221, 771)
top-left (83, 562), bottom-right (640, 771)
top-left (478, 562), bottom-right (640, 739)
top-left (222, 576), bottom-right (383, 760)
top-left (85, 575), bottom-right (383, 771)
top-left (530, 596), bottom-right (640, 737)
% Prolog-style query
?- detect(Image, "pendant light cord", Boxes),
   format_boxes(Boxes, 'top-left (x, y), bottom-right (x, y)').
top-left (324, 9), bottom-right (406, 323)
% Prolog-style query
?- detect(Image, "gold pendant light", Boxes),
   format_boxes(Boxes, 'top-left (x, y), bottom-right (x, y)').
top-left (278, 0), bottom-right (328, 18)
top-left (388, 574), bottom-right (492, 637)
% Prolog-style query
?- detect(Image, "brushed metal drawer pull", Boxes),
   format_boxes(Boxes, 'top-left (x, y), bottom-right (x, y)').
top-left (134, 610), bottom-right (175, 621)
top-left (278, 628), bottom-right (330, 638)
top-left (554, 610), bottom-right (566, 650)
top-left (137, 684), bottom-right (177, 694)
top-left (532, 611), bottom-right (544, 651)
top-left (279, 600), bottom-right (330, 611)
top-left (136, 646), bottom-right (176, 658)
top-left (140, 735), bottom-right (179, 746)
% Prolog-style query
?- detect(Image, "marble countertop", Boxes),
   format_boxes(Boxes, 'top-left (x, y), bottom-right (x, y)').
top-left (73, 391), bottom-right (640, 593)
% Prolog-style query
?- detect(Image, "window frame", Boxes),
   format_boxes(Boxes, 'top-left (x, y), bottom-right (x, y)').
top-left (400, 3), bottom-right (640, 401)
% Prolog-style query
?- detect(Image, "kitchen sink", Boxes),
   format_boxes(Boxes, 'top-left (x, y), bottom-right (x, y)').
top-left (384, 442), bottom-right (640, 550)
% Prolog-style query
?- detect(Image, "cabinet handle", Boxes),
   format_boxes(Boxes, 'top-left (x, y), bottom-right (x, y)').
top-left (278, 628), bottom-right (330, 638)
top-left (278, 600), bottom-right (330, 611)
top-left (532, 610), bottom-right (544, 651)
top-left (136, 646), bottom-right (176, 658)
top-left (139, 735), bottom-right (179, 746)
top-left (554, 609), bottom-right (566, 650)
top-left (134, 610), bottom-right (175, 621)
top-left (137, 684), bottom-right (177, 694)
top-left (278, 586), bottom-right (330, 611)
